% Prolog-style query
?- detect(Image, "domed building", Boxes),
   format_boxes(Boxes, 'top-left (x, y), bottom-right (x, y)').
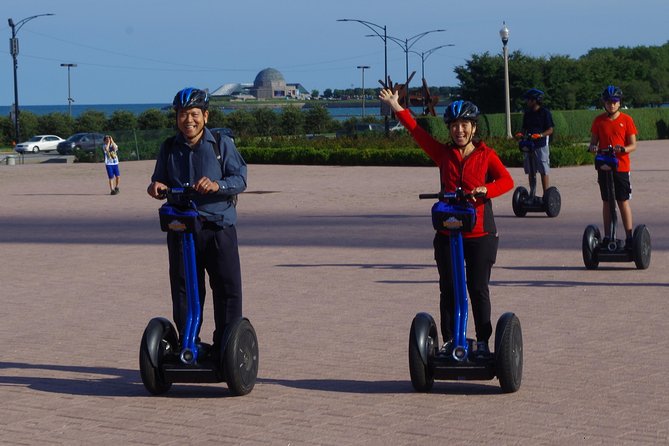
top-left (210, 67), bottom-right (309, 100)
top-left (253, 68), bottom-right (286, 99)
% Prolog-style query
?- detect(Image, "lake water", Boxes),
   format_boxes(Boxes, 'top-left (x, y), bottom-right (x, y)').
top-left (0, 103), bottom-right (447, 121)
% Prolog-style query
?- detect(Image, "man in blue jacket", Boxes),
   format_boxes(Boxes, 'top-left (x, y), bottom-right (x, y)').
top-left (147, 87), bottom-right (247, 354)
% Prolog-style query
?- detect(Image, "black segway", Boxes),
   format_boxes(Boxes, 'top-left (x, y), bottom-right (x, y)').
top-left (512, 133), bottom-right (561, 217)
top-left (582, 147), bottom-right (651, 270)
top-left (409, 188), bottom-right (523, 393)
top-left (139, 187), bottom-right (258, 396)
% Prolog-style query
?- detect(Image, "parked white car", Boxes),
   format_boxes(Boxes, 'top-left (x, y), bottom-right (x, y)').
top-left (14, 135), bottom-right (65, 153)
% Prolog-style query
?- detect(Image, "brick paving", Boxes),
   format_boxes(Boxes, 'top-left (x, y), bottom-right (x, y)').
top-left (0, 140), bottom-right (667, 445)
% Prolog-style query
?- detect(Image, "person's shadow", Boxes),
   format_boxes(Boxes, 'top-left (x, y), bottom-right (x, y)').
top-left (0, 361), bottom-right (504, 397)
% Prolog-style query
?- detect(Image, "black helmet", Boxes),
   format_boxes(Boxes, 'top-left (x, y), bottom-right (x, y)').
top-left (172, 87), bottom-right (209, 111)
top-left (601, 85), bottom-right (623, 101)
top-left (444, 100), bottom-right (480, 124)
top-left (523, 88), bottom-right (544, 102)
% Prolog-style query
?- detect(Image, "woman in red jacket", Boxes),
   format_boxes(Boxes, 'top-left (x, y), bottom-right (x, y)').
top-left (379, 89), bottom-right (514, 358)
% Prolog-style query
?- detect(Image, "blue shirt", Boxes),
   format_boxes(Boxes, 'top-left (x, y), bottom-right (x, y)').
top-left (151, 128), bottom-right (247, 226)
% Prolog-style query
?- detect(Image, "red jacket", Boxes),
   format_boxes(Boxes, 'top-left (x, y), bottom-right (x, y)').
top-left (397, 109), bottom-right (514, 238)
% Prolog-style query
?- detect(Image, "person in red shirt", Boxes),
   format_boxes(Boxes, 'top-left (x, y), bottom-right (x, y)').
top-left (588, 85), bottom-right (638, 247)
top-left (379, 89), bottom-right (514, 358)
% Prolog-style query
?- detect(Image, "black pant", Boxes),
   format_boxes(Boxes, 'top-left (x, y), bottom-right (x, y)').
top-left (167, 224), bottom-right (242, 346)
top-left (433, 232), bottom-right (498, 344)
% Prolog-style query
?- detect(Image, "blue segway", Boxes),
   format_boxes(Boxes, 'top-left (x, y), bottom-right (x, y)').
top-left (139, 187), bottom-right (258, 396)
top-left (512, 133), bottom-right (561, 217)
top-left (409, 188), bottom-right (522, 393)
top-left (582, 147), bottom-right (651, 270)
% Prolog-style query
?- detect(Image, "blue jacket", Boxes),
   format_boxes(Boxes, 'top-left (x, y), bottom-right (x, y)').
top-left (151, 128), bottom-right (247, 226)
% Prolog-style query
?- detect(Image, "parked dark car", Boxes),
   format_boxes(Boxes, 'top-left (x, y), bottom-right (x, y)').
top-left (209, 127), bottom-right (235, 143)
top-left (57, 133), bottom-right (106, 155)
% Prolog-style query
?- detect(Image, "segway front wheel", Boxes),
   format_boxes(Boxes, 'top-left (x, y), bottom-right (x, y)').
top-left (512, 187), bottom-right (529, 217)
top-left (222, 318), bottom-right (259, 396)
top-left (139, 317), bottom-right (178, 395)
top-left (632, 224), bottom-right (651, 270)
top-left (494, 312), bottom-right (523, 393)
top-left (582, 225), bottom-right (600, 270)
top-left (543, 187), bottom-right (561, 218)
top-left (408, 313), bottom-right (437, 392)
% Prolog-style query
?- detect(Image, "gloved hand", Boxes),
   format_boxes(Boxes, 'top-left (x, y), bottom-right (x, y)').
top-left (531, 133), bottom-right (543, 140)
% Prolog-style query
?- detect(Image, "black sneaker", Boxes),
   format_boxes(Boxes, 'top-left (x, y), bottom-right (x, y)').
top-left (110, 189), bottom-right (117, 195)
top-left (114, 187), bottom-right (120, 194)
top-left (625, 237), bottom-right (634, 250)
top-left (475, 341), bottom-right (491, 359)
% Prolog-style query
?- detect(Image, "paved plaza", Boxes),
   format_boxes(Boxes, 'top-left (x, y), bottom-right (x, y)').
top-left (0, 140), bottom-right (668, 445)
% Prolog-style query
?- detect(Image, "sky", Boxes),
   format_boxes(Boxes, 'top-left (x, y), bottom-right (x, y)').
top-left (2, 0), bottom-right (667, 106)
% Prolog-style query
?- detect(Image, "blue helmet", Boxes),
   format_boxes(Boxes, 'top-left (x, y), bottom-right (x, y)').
top-left (523, 88), bottom-right (544, 102)
top-left (444, 100), bottom-right (480, 124)
top-left (172, 87), bottom-right (209, 110)
top-left (601, 85), bottom-right (623, 102)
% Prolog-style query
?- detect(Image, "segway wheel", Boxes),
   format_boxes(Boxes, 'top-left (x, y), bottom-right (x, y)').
top-left (139, 317), bottom-right (177, 395)
top-left (494, 312), bottom-right (523, 393)
top-left (512, 187), bottom-right (529, 217)
top-left (543, 187), bottom-right (561, 218)
top-left (408, 314), bottom-right (437, 392)
top-left (223, 319), bottom-right (259, 396)
top-left (582, 225), bottom-right (600, 270)
top-left (632, 224), bottom-right (651, 270)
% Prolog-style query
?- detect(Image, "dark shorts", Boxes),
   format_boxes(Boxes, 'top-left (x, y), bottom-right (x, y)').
top-left (598, 170), bottom-right (631, 201)
top-left (105, 164), bottom-right (120, 179)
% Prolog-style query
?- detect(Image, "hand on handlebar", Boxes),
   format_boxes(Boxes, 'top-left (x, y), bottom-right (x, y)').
top-left (614, 145), bottom-right (626, 153)
top-left (193, 176), bottom-right (220, 194)
top-left (588, 144), bottom-right (598, 153)
top-left (148, 181), bottom-right (168, 199)
top-left (514, 132), bottom-right (524, 140)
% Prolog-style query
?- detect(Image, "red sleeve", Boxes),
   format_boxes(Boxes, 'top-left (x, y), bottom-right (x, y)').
top-left (396, 109), bottom-right (446, 164)
top-left (484, 150), bottom-right (514, 199)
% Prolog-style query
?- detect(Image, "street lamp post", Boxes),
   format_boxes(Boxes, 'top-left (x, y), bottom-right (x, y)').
top-left (500, 22), bottom-right (512, 138)
top-left (60, 63), bottom-right (77, 117)
top-left (385, 29), bottom-right (446, 109)
top-left (337, 18), bottom-right (390, 135)
top-left (409, 44), bottom-right (455, 82)
top-left (8, 13), bottom-right (55, 143)
top-left (408, 44), bottom-right (455, 109)
top-left (357, 65), bottom-right (370, 117)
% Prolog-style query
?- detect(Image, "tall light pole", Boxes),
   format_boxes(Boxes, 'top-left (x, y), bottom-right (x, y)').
top-left (60, 63), bottom-right (77, 118)
top-left (500, 22), bottom-right (512, 138)
top-left (8, 13), bottom-right (55, 143)
top-left (338, 18), bottom-right (390, 135)
top-left (357, 65), bottom-right (370, 117)
top-left (409, 44), bottom-right (455, 82)
top-left (408, 44), bottom-right (454, 110)
top-left (385, 29), bottom-right (446, 108)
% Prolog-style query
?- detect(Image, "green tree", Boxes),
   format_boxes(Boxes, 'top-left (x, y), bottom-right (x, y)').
top-left (206, 107), bottom-right (227, 128)
top-left (279, 105), bottom-right (304, 135)
top-left (18, 111), bottom-right (40, 141)
top-left (311, 89), bottom-right (319, 98)
top-left (75, 110), bottom-right (107, 132)
top-left (304, 104), bottom-right (331, 134)
top-left (225, 109), bottom-right (256, 138)
top-left (252, 108), bottom-right (279, 136)
top-left (37, 112), bottom-right (74, 138)
top-left (138, 108), bottom-right (170, 130)
top-left (108, 110), bottom-right (137, 131)
top-left (323, 88), bottom-right (333, 98)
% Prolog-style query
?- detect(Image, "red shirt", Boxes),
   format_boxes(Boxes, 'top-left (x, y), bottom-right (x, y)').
top-left (397, 109), bottom-right (514, 238)
top-left (591, 112), bottom-right (637, 172)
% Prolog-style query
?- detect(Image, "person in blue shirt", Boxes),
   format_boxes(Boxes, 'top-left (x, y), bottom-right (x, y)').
top-left (147, 87), bottom-right (247, 355)
top-left (519, 88), bottom-right (554, 194)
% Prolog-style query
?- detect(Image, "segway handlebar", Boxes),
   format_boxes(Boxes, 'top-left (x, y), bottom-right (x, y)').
top-left (419, 189), bottom-right (485, 202)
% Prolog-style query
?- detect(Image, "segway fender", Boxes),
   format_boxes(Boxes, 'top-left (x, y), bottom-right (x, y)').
top-left (144, 317), bottom-right (177, 368)
top-left (411, 312), bottom-right (437, 366)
